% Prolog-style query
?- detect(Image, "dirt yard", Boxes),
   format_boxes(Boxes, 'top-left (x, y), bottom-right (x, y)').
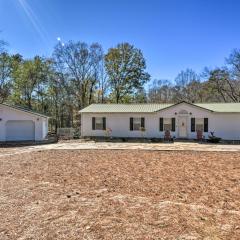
top-left (0, 150), bottom-right (239, 239)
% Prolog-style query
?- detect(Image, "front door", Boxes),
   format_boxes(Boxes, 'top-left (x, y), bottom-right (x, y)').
top-left (178, 117), bottom-right (188, 138)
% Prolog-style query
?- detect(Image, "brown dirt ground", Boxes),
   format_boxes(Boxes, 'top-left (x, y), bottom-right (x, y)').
top-left (0, 150), bottom-right (240, 240)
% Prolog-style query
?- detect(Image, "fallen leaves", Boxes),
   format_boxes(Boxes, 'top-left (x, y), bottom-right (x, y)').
top-left (0, 150), bottom-right (239, 239)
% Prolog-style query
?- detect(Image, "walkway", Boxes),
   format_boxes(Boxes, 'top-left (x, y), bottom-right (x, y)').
top-left (39, 141), bottom-right (240, 152)
top-left (1, 141), bottom-right (240, 158)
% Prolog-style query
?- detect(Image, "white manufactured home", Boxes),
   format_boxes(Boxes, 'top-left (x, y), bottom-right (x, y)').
top-left (80, 102), bottom-right (240, 140)
top-left (0, 103), bottom-right (48, 142)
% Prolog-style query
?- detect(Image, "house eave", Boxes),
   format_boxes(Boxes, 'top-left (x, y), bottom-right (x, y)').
top-left (1, 103), bottom-right (49, 118)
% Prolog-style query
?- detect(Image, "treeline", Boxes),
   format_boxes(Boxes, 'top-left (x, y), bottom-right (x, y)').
top-left (148, 50), bottom-right (240, 103)
top-left (1, 39), bottom-right (240, 130)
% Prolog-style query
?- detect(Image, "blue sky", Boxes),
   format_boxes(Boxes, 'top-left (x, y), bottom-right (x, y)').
top-left (0, 0), bottom-right (240, 81)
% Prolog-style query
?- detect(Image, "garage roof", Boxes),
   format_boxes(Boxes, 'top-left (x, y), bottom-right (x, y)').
top-left (79, 102), bottom-right (240, 113)
top-left (1, 103), bottom-right (49, 118)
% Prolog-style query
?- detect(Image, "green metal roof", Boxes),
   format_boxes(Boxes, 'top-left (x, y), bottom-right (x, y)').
top-left (1, 103), bottom-right (49, 118)
top-left (80, 103), bottom-right (173, 113)
top-left (80, 102), bottom-right (240, 113)
top-left (196, 103), bottom-right (240, 113)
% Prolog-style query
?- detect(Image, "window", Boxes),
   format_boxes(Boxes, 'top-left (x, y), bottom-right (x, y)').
top-left (95, 117), bottom-right (103, 130)
top-left (160, 118), bottom-right (175, 132)
top-left (133, 118), bottom-right (141, 131)
top-left (130, 117), bottom-right (145, 131)
top-left (92, 117), bottom-right (106, 130)
top-left (195, 118), bottom-right (204, 132)
top-left (163, 118), bottom-right (171, 131)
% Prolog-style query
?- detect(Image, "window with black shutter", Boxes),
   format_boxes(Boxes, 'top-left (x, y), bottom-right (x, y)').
top-left (130, 118), bottom-right (142, 131)
top-left (92, 117), bottom-right (105, 130)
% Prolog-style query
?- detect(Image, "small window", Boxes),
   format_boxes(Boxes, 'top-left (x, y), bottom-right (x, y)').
top-left (133, 118), bottom-right (141, 131)
top-left (95, 117), bottom-right (104, 130)
top-left (196, 118), bottom-right (204, 132)
top-left (164, 118), bottom-right (172, 131)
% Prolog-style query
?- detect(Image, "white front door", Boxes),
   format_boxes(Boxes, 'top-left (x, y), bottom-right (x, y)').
top-left (178, 117), bottom-right (188, 138)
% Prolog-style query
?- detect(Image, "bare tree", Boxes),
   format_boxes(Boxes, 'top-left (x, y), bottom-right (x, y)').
top-left (174, 68), bottom-right (201, 102)
top-left (94, 51), bottom-right (108, 103)
top-left (88, 43), bottom-right (104, 105)
top-left (227, 49), bottom-right (240, 78)
top-left (207, 49), bottom-right (240, 103)
top-left (148, 79), bottom-right (174, 103)
top-left (53, 41), bottom-right (103, 109)
top-left (209, 68), bottom-right (240, 102)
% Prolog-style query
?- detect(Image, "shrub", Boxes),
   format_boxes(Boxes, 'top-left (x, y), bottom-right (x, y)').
top-left (151, 138), bottom-right (160, 143)
top-left (73, 129), bottom-right (80, 139)
top-left (208, 132), bottom-right (221, 143)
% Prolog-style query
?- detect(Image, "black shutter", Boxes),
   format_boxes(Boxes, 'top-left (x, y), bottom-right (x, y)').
top-left (102, 117), bottom-right (106, 130)
top-left (160, 118), bottom-right (163, 131)
top-left (92, 117), bottom-right (95, 130)
top-left (191, 118), bottom-right (195, 132)
top-left (171, 118), bottom-right (175, 132)
top-left (204, 118), bottom-right (208, 132)
top-left (130, 118), bottom-right (133, 131)
top-left (141, 118), bottom-right (145, 128)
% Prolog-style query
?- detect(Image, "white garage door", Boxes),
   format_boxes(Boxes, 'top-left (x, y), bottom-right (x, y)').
top-left (6, 120), bottom-right (35, 141)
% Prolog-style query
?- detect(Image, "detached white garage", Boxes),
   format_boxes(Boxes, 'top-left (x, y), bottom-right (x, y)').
top-left (0, 103), bottom-right (48, 142)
